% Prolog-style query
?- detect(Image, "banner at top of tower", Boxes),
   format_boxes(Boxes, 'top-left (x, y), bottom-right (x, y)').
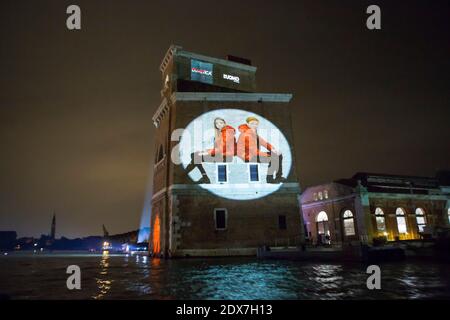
top-left (161, 47), bottom-right (258, 94)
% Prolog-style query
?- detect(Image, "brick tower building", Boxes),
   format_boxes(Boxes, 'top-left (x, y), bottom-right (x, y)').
top-left (150, 45), bottom-right (303, 257)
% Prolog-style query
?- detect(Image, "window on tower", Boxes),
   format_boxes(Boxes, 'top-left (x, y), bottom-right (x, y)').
top-left (278, 215), bottom-right (287, 230)
top-left (249, 164), bottom-right (259, 182)
top-left (155, 144), bottom-right (164, 164)
top-left (214, 209), bottom-right (227, 230)
top-left (217, 164), bottom-right (227, 183)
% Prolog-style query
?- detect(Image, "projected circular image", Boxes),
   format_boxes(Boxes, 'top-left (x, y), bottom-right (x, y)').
top-left (178, 109), bottom-right (292, 200)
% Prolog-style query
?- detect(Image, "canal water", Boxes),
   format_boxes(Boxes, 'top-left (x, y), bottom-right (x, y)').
top-left (0, 252), bottom-right (449, 299)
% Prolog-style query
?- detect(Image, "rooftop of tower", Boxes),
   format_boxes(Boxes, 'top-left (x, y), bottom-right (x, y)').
top-left (158, 45), bottom-right (259, 95)
top-left (159, 45), bottom-right (257, 74)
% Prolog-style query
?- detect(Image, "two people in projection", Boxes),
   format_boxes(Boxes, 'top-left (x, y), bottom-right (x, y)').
top-left (185, 116), bottom-right (284, 184)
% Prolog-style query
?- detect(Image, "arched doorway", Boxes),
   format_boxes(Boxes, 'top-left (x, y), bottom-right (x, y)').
top-left (152, 214), bottom-right (161, 255)
top-left (316, 211), bottom-right (330, 245)
top-left (415, 208), bottom-right (426, 233)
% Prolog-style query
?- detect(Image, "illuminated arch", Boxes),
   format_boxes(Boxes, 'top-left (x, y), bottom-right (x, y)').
top-left (316, 211), bottom-right (328, 222)
top-left (152, 214), bottom-right (161, 255)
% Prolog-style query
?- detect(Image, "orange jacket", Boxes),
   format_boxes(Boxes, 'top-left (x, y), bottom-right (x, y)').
top-left (236, 124), bottom-right (273, 161)
top-left (207, 125), bottom-right (236, 157)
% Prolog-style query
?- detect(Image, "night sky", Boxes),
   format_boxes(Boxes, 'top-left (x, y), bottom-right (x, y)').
top-left (1, 1), bottom-right (449, 238)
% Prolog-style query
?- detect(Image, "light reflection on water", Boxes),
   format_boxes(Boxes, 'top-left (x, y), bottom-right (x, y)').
top-left (0, 253), bottom-right (449, 300)
top-left (93, 252), bottom-right (113, 299)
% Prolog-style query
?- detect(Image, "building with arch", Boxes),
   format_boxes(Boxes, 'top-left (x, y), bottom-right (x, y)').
top-left (150, 46), bottom-right (303, 257)
top-left (300, 172), bottom-right (450, 246)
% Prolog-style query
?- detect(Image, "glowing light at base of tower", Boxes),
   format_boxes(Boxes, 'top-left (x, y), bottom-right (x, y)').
top-left (152, 215), bottom-right (161, 255)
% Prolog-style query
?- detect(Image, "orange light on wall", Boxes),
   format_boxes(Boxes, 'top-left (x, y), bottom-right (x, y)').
top-left (152, 215), bottom-right (161, 255)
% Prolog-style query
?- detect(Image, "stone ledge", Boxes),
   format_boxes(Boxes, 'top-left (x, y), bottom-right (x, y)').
top-left (171, 92), bottom-right (293, 103)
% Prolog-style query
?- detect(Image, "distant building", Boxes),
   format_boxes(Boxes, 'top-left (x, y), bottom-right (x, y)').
top-left (50, 213), bottom-right (56, 240)
top-left (106, 229), bottom-right (138, 244)
top-left (150, 45), bottom-right (303, 257)
top-left (0, 231), bottom-right (17, 250)
top-left (301, 172), bottom-right (450, 246)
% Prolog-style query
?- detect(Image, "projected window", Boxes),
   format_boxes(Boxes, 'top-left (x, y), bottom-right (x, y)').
top-left (278, 215), bottom-right (287, 230)
top-left (448, 208), bottom-right (450, 224)
top-left (415, 208), bottom-right (426, 233)
top-left (179, 109), bottom-right (292, 200)
top-left (217, 164), bottom-right (227, 183)
top-left (375, 207), bottom-right (386, 232)
top-left (249, 164), bottom-right (259, 182)
top-left (396, 208), bottom-right (408, 234)
top-left (214, 209), bottom-right (227, 230)
top-left (343, 210), bottom-right (356, 236)
top-left (191, 59), bottom-right (213, 84)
